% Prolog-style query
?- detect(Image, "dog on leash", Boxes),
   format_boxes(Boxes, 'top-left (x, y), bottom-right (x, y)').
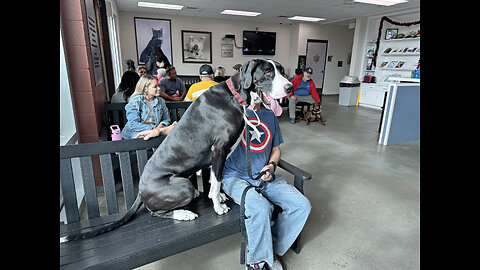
top-left (305, 102), bottom-right (326, 125)
top-left (60, 59), bottom-right (293, 242)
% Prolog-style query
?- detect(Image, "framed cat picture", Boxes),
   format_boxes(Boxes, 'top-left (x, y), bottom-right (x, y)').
top-left (134, 17), bottom-right (173, 66)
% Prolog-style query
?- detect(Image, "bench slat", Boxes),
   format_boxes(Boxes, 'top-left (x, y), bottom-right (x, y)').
top-left (136, 149), bottom-right (148, 176)
top-left (60, 158), bottom-right (80, 223)
top-left (99, 154), bottom-right (119, 214)
top-left (79, 156), bottom-right (100, 219)
top-left (119, 151), bottom-right (135, 209)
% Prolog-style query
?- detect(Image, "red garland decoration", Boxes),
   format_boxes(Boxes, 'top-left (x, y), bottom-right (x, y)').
top-left (372, 16), bottom-right (420, 67)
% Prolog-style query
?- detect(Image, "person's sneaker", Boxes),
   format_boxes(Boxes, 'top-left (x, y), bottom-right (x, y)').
top-left (290, 118), bottom-right (296, 124)
top-left (246, 262), bottom-right (265, 270)
top-left (266, 255), bottom-right (284, 270)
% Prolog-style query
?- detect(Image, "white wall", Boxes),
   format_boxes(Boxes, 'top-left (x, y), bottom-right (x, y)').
top-left (118, 12), bottom-right (295, 76)
top-left (295, 23), bottom-right (354, 95)
top-left (117, 11), bottom-right (355, 94)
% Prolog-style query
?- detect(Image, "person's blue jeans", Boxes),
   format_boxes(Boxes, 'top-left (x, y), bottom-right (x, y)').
top-left (221, 175), bottom-right (312, 266)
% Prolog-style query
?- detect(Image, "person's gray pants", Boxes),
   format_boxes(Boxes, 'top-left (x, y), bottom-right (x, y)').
top-left (288, 95), bottom-right (316, 119)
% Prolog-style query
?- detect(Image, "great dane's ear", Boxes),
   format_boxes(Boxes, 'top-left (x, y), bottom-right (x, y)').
top-left (240, 59), bottom-right (259, 89)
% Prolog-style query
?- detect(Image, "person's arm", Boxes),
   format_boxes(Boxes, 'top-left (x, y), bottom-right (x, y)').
top-left (160, 92), bottom-right (177, 101)
top-left (309, 80), bottom-right (321, 103)
top-left (260, 146), bottom-right (281, 181)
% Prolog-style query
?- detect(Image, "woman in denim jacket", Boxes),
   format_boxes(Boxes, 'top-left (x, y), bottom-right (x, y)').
top-left (121, 75), bottom-right (171, 139)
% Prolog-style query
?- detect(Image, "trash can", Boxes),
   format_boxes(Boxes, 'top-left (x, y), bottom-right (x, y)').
top-left (339, 76), bottom-right (361, 106)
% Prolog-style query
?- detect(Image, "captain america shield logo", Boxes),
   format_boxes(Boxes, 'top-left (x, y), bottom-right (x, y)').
top-left (240, 118), bottom-right (272, 153)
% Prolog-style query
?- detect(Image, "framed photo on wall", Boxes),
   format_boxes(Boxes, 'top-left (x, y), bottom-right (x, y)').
top-left (134, 17), bottom-right (173, 65)
top-left (181, 30), bottom-right (212, 63)
top-left (385, 28), bottom-right (398, 40)
top-left (297, 55), bottom-right (306, 71)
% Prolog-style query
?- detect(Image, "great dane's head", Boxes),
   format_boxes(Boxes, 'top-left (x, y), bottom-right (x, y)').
top-left (239, 59), bottom-right (293, 116)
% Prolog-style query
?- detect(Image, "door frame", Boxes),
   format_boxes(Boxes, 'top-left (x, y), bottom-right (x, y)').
top-left (306, 39), bottom-right (328, 93)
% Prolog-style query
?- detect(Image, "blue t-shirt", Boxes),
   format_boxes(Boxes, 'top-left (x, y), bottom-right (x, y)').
top-left (294, 79), bottom-right (310, 96)
top-left (159, 77), bottom-right (186, 97)
top-left (222, 107), bottom-right (283, 181)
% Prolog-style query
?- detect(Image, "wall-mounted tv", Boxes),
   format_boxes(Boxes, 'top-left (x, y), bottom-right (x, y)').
top-left (242, 31), bottom-right (276, 55)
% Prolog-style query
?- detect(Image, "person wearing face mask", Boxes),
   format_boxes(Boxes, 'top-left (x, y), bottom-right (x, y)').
top-left (287, 67), bottom-right (322, 124)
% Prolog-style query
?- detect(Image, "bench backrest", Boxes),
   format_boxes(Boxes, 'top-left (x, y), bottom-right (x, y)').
top-left (177, 75), bottom-right (200, 90)
top-left (60, 136), bottom-right (165, 224)
top-left (104, 101), bottom-right (193, 130)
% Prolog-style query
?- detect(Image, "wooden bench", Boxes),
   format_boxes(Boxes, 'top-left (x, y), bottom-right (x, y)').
top-left (60, 136), bottom-right (312, 269)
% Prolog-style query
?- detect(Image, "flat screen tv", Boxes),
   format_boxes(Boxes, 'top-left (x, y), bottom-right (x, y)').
top-left (242, 31), bottom-right (276, 55)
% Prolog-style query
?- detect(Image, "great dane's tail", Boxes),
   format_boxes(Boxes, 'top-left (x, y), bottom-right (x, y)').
top-left (60, 195), bottom-right (143, 243)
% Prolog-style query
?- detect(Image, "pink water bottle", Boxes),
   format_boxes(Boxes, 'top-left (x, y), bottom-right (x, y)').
top-left (110, 125), bottom-right (122, 141)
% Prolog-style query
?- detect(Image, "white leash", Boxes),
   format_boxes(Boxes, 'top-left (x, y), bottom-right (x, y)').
top-left (242, 105), bottom-right (261, 139)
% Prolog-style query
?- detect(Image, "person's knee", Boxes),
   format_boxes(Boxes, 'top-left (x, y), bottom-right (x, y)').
top-left (296, 195), bottom-right (312, 216)
top-left (245, 194), bottom-right (274, 219)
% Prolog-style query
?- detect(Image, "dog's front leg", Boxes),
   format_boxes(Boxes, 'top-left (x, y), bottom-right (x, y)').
top-left (208, 147), bottom-right (230, 215)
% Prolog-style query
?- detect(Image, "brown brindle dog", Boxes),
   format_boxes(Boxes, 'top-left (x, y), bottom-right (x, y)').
top-left (305, 102), bottom-right (325, 126)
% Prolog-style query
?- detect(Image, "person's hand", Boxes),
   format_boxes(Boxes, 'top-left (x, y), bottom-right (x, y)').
top-left (172, 96), bottom-right (182, 101)
top-left (291, 95), bottom-right (297, 102)
top-left (135, 128), bottom-right (160, 140)
top-left (260, 164), bottom-right (275, 181)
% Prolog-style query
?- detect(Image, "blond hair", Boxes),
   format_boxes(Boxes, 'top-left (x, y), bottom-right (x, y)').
top-left (129, 74), bottom-right (157, 101)
top-left (215, 66), bottom-right (226, 77)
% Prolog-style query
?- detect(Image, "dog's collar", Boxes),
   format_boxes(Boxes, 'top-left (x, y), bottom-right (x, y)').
top-left (226, 78), bottom-right (246, 106)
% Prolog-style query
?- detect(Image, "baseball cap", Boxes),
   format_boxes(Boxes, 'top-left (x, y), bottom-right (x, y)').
top-left (305, 67), bottom-right (313, 74)
top-left (233, 64), bottom-right (242, 70)
top-left (199, 64), bottom-right (214, 75)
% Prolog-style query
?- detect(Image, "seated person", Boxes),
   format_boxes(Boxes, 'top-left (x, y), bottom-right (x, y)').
top-left (111, 70), bottom-right (140, 103)
top-left (137, 65), bottom-right (147, 77)
top-left (288, 67), bottom-right (322, 124)
top-left (121, 74), bottom-right (172, 139)
top-left (214, 66), bottom-right (227, 82)
top-left (159, 66), bottom-right (186, 101)
top-left (184, 64), bottom-right (218, 101)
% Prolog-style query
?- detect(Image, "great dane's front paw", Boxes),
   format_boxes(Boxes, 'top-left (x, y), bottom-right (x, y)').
top-left (219, 192), bottom-right (228, 203)
top-left (172, 209), bottom-right (198, 221)
top-left (214, 202), bottom-right (230, 215)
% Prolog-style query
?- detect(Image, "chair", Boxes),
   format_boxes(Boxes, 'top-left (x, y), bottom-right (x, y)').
top-left (295, 101), bottom-right (311, 114)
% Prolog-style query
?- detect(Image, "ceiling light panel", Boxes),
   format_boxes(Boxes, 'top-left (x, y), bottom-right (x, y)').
top-left (353, 0), bottom-right (408, 6)
top-left (138, 2), bottom-right (184, 10)
top-left (220, 9), bottom-right (261, 16)
top-left (288, 16), bottom-right (325, 22)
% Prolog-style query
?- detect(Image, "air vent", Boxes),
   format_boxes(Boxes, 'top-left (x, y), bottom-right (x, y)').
top-left (185, 6), bottom-right (199, 10)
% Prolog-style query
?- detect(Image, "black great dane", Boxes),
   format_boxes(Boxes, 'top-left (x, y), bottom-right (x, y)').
top-left (61, 59), bottom-right (293, 242)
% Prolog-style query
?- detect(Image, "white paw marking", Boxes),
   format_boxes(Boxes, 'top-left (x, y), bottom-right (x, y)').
top-left (172, 209), bottom-right (198, 220)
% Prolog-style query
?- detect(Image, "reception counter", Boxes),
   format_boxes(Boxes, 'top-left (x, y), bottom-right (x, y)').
top-left (378, 82), bottom-right (420, 145)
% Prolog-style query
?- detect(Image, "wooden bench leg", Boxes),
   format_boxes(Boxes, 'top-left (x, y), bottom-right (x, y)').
top-left (291, 233), bottom-right (302, 254)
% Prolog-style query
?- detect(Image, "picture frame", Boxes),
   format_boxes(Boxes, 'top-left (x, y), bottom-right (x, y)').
top-left (297, 55), bottom-right (306, 70)
top-left (385, 28), bottom-right (398, 40)
top-left (181, 30), bottom-right (212, 63)
top-left (134, 17), bottom-right (173, 66)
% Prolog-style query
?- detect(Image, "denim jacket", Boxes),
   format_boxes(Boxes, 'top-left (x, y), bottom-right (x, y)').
top-left (121, 94), bottom-right (170, 139)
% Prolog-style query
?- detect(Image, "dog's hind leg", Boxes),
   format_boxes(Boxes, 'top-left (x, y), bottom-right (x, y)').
top-left (141, 176), bottom-right (199, 220)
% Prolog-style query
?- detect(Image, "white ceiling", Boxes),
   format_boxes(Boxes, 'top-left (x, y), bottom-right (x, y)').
top-left (115, 0), bottom-right (420, 26)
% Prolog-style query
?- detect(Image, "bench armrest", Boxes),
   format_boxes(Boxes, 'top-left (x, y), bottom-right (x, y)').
top-left (277, 159), bottom-right (312, 194)
top-left (277, 159), bottom-right (311, 181)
